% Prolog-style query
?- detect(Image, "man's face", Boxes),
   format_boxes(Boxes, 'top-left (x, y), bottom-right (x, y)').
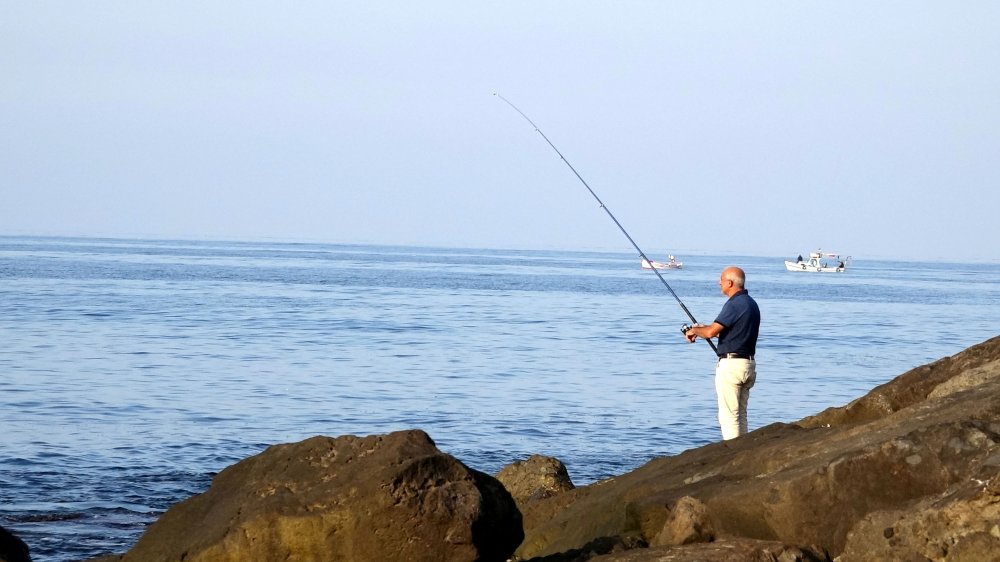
top-left (719, 274), bottom-right (730, 295)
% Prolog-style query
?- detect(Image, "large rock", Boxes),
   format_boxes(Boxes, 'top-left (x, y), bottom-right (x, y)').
top-left (588, 538), bottom-right (827, 562)
top-left (496, 455), bottom-right (575, 508)
top-left (515, 537), bottom-right (826, 562)
top-left (649, 496), bottom-right (714, 547)
top-left (113, 429), bottom-right (522, 562)
top-left (0, 525), bottom-right (31, 562)
top-left (515, 335), bottom-right (1000, 560)
top-left (838, 469), bottom-right (1000, 561)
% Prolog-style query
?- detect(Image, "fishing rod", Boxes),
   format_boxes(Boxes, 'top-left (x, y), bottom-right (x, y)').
top-left (495, 93), bottom-right (717, 354)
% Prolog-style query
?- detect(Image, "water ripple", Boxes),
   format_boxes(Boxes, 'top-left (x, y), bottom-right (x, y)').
top-left (1, 236), bottom-right (998, 561)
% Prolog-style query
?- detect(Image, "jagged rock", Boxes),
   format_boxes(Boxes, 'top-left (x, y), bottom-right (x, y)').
top-left (584, 537), bottom-right (828, 561)
top-left (109, 429), bottom-right (522, 562)
top-left (837, 469), bottom-right (1000, 561)
top-left (0, 525), bottom-right (31, 562)
top-left (497, 455), bottom-right (575, 508)
top-left (650, 496), bottom-right (714, 547)
top-left (800, 336), bottom-right (1000, 428)
top-left (515, 335), bottom-right (1000, 560)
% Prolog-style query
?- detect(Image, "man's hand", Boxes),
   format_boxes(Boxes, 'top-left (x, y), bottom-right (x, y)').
top-left (683, 323), bottom-right (703, 343)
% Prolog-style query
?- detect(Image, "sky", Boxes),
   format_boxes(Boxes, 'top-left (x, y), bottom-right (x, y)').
top-left (2, 2), bottom-right (998, 262)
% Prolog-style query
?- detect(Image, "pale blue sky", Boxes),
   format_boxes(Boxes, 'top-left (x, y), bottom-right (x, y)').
top-left (3, 2), bottom-right (998, 261)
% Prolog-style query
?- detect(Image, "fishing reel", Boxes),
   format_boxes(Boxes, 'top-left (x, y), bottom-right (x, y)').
top-left (680, 324), bottom-right (692, 334)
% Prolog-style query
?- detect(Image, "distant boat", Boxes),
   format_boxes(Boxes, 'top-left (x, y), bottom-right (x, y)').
top-left (641, 255), bottom-right (683, 270)
top-left (784, 250), bottom-right (850, 273)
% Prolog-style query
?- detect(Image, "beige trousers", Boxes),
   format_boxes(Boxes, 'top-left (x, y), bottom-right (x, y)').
top-left (715, 358), bottom-right (756, 440)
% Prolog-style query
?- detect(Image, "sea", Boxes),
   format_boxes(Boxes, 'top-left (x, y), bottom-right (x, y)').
top-left (1, 235), bottom-right (998, 561)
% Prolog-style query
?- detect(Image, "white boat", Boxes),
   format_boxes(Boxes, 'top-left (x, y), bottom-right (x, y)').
top-left (641, 255), bottom-right (683, 270)
top-left (784, 250), bottom-right (850, 273)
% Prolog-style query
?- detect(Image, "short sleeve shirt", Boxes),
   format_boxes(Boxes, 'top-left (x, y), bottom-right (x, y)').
top-left (714, 289), bottom-right (760, 356)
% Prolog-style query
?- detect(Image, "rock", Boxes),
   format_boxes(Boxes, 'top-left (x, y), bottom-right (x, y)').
top-left (497, 455), bottom-right (575, 507)
top-left (584, 538), bottom-right (828, 561)
top-left (112, 429), bottom-right (522, 562)
top-left (800, 336), bottom-right (1000, 428)
top-left (0, 525), bottom-right (31, 562)
top-left (517, 534), bottom-right (648, 562)
top-left (514, 335), bottom-right (1000, 560)
top-left (837, 470), bottom-right (1000, 561)
top-left (650, 496), bottom-right (714, 547)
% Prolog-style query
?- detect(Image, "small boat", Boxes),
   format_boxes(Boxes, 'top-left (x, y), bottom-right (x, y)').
top-left (641, 255), bottom-right (683, 270)
top-left (784, 250), bottom-right (850, 273)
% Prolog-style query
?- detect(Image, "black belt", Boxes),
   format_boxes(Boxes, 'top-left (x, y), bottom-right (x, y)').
top-left (719, 353), bottom-right (754, 360)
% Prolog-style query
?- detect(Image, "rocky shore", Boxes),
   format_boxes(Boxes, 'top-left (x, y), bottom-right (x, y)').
top-left (3, 335), bottom-right (999, 562)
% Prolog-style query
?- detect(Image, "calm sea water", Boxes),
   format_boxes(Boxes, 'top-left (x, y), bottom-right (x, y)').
top-left (1, 236), bottom-right (998, 561)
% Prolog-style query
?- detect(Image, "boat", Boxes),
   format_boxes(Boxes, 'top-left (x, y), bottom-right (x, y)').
top-left (641, 255), bottom-right (683, 270)
top-left (784, 250), bottom-right (850, 273)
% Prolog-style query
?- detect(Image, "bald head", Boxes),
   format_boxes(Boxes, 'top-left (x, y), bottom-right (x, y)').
top-left (719, 266), bottom-right (746, 296)
top-left (722, 267), bottom-right (745, 287)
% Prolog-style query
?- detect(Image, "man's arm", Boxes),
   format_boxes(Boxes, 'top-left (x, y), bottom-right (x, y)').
top-left (685, 322), bottom-right (724, 343)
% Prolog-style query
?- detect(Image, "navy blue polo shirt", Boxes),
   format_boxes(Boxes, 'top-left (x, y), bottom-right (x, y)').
top-left (714, 289), bottom-right (760, 356)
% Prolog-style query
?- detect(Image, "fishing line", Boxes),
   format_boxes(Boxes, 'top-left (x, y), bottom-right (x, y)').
top-left (495, 92), bottom-right (717, 353)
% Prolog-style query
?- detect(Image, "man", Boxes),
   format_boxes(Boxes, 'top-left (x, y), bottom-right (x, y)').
top-left (683, 266), bottom-right (760, 440)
